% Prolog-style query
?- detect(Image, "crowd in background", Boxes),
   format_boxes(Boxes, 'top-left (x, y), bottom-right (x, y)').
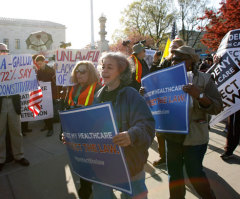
top-left (0, 38), bottom-right (239, 199)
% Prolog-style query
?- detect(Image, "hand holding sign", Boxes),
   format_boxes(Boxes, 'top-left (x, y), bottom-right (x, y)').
top-left (113, 131), bottom-right (131, 147)
top-left (183, 84), bottom-right (201, 99)
top-left (59, 103), bottom-right (132, 194)
top-left (139, 87), bottom-right (145, 96)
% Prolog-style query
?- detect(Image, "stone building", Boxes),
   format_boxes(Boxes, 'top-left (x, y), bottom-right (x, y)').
top-left (0, 17), bottom-right (66, 54)
top-left (178, 29), bottom-right (208, 54)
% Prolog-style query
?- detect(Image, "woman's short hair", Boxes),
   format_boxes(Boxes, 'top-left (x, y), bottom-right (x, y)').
top-left (99, 52), bottom-right (132, 86)
top-left (71, 61), bottom-right (99, 85)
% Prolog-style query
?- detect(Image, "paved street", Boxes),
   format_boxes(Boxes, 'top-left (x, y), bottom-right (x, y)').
top-left (0, 121), bottom-right (239, 199)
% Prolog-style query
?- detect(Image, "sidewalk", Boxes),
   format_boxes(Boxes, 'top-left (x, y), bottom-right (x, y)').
top-left (0, 121), bottom-right (239, 199)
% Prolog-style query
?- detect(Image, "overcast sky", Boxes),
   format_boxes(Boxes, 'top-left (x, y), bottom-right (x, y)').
top-left (1, 0), bottom-right (221, 49)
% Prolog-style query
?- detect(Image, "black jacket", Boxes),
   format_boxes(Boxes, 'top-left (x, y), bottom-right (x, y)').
top-left (150, 58), bottom-right (171, 72)
top-left (0, 95), bottom-right (21, 115)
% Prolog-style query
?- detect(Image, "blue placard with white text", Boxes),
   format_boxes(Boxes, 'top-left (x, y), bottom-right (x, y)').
top-left (59, 103), bottom-right (132, 194)
top-left (141, 63), bottom-right (189, 134)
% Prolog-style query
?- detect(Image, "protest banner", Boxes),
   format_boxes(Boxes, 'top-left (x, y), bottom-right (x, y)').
top-left (21, 81), bottom-right (53, 122)
top-left (207, 29), bottom-right (240, 126)
top-left (0, 54), bottom-right (38, 96)
top-left (59, 103), bottom-right (132, 194)
top-left (142, 62), bottom-right (189, 134)
top-left (55, 49), bottom-right (101, 86)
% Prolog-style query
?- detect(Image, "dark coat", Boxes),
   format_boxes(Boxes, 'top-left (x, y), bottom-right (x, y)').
top-left (150, 58), bottom-right (171, 72)
top-left (94, 86), bottom-right (155, 177)
top-left (0, 95), bottom-right (21, 115)
top-left (37, 65), bottom-right (57, 99)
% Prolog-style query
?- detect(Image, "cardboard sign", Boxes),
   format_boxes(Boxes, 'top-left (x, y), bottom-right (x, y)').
top-left (20, 81), bottom-right (53, 121)
top-left (207, 29), bottom-right (240, 126)
top-left (0, 54), bottom-right (38, 96)
top-left (55, 49), bottom-right (101, 86)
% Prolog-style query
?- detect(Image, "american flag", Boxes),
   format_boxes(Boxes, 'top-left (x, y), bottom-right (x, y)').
top-left (28, 86), bottom-right (43, 118)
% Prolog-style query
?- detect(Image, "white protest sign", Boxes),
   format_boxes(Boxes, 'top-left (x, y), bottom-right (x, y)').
top-left (207, 29), bottom-right (240, 126)
top-left (0, 54), bottom-right (38, 96)
top-left (145, 49), bottom-right (156, 69)
top-left (20, 81), bottom-right (53, 122)
top-left (55, 49), bottom-right (101, 86)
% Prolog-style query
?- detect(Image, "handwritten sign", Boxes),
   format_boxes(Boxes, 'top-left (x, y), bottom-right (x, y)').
top-left (207, 29), bottom-right (240, 126)
top-left (0, 54), bottom-right (38, 96)
top-left (59, 103), bottom-right (132, 194)
top-left (55, 49), bottom-right (101, 86)
top-left (20, 81), bottom-right (53, 122)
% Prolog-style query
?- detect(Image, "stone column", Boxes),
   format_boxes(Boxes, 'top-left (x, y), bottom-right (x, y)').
top-left (98, 14), bottom-right (109, 52)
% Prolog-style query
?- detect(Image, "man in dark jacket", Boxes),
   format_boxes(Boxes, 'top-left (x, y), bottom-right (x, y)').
top-left (221, 110), bottom-right (240, 160)
top-left (129, 43), bottom-right (150, 91)
top-left (0, 43), bottom-right (29, 171)
top-left (35, 55), bottom-right (57, 137)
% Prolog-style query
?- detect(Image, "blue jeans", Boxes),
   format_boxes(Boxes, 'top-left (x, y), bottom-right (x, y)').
top-left (166, 140), bottom-right (216, 199)
top-left (92, 170), bottom-right (148, 199)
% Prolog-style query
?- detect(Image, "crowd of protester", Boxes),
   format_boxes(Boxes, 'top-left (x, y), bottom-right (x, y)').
top-left (0, 37), bottom-right (239, 199)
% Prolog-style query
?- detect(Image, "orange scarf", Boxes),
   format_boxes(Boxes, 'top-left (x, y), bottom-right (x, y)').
top-left (68, 82), bottom-right (97, 106)
top-left (131, 55), bottom-right (142, 83)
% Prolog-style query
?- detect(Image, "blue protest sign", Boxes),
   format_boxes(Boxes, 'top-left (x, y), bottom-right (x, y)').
top-left (142, 62), bottom-right (189, 134)
top-left (59, 103), bottom-right (132, 194)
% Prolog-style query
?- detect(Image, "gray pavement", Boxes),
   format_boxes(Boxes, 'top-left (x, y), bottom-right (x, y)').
top-left (0, 121), bottom-right (239, 199)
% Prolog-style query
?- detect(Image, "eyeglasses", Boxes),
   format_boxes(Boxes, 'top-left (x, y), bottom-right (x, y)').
top-left (75, 69), bottom-right (87, 74)
top-left (0, 50), bottom-right (9, 53)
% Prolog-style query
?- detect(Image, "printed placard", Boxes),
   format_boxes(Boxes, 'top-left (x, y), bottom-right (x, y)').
top-left (59, 103), bottom-right (132, 194)
top-left (142, 63), bottom-right (189, 134)
top-left (207, 29), bottom-right (240, 126)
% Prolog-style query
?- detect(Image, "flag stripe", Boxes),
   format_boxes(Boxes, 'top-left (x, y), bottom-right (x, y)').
top-left (30, 89), bottom-right (42, 96)
top-left (28, 86), bottom-right (43, 118)
top-left (29, 95), bottom-right (43, 104)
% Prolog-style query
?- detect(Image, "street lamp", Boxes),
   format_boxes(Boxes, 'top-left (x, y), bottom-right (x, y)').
top-left (90, 0), bottom-right (95, 49)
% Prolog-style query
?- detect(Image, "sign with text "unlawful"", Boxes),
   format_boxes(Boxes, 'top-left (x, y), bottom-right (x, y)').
top-left (55, 49), bottom-right (101, 86)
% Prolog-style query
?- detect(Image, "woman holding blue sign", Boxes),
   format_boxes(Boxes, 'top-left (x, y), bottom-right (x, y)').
top-left (65, 61), bottom-right (101, 199)
top-left (92, 52), bottom-right (155, 199)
